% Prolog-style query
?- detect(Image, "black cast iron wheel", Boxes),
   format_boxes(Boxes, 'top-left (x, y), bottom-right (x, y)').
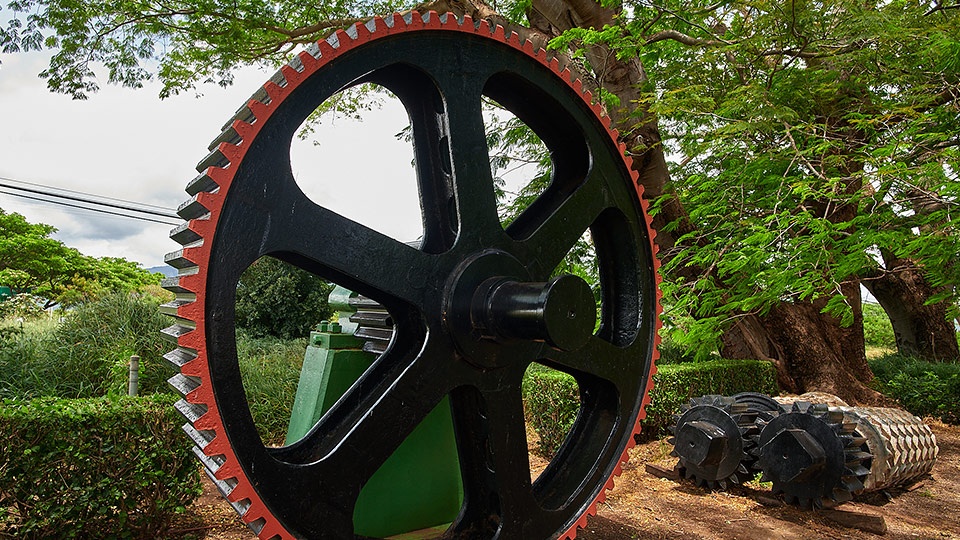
top-left (162, 12), bottom-right (661, 540)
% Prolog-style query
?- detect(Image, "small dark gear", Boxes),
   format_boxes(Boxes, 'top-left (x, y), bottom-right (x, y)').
top-left (669, 395), bottom-right (759, 490)
top-left (754, 401), bottom-right (871, 509)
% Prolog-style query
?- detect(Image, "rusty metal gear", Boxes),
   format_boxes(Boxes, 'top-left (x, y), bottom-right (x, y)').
top-left (670, 395), bottom-right (758, 490)
top-left (162, 12), bottom-right (661, 539)
top-left (754, 401), bottom-right (871, 509)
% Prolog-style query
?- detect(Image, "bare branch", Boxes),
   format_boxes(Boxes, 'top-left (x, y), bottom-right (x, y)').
top-left (644, 29), bottom-right (726, 47)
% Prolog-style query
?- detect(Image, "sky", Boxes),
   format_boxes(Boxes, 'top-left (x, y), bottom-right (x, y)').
top-left (0, 49), bottom-right (424, 270)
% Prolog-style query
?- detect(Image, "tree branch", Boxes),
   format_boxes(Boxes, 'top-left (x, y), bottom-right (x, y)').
top-left (644, 29), bottom-right (726, 47)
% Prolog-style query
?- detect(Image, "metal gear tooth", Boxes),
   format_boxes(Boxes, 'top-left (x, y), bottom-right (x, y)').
top-left (823, 408), bottom-right (844, 424)
top-left (831, 487), bottom-right (854, 503)
top-left (176, 195), bottom-right (210, 221)
top-left (843, 477), bottom-right (866, 493)
top-left (164, 348), bottom-right (197, 370)
top-left (845, 465), bottom-right (871, 477)
top-left (845, 451), bottom-right (873, 462)
top-left (729, 402), bottom-right (749, 415)
top-left (168, 373), bottom-right (201, 397)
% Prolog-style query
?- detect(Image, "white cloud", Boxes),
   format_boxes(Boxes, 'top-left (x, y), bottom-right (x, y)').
top-left (0, 50), bottom-right (421, 269)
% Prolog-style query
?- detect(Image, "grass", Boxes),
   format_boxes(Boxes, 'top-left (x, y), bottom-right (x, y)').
top-left (236, 331), bottom-right (309, 446)
top-left (0, 294), bottom-right (175, 400)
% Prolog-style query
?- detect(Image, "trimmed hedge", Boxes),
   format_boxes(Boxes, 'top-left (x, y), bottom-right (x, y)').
top-left (522, 366), bottom-right (580, 456)
top-left (869, 354), bottom-right (960, 423)
top-left (640, 359), bottom-right (779, 441)
top-left (523, 359), bottom-right (778, 456)
top-left (0, 395), bottom-right (202, 539)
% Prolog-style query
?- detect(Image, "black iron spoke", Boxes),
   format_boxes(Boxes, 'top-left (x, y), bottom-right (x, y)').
top-left (271, 335), bottom-right (458, 482)
top-left (540, 334), bottom-right (637, 385)
top-left (440, 80), bottom-right (503, 247)
top-left (483, 385), bottom-right (539, 536)
top-left (260, 187), bottom-right (436, 305)
top-left (448, 379), bottom-right (538, 536)
top-left (514, 168), bottom-right (609, 278)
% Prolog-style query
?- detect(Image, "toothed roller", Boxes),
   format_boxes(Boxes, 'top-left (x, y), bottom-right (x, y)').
top-left (833, 406), bottom-right (938, 492)
top-left (755, 401), bottom-right (870, 509)
top-left (161, 11), bottom-right (662, 539)
top-left (670, 395), bottom-right (759, 489)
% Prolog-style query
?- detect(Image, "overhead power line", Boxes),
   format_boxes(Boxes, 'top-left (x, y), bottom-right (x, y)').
top-left (0, 175), bottom-right (182, 226)
top-left (0, 189), bottom-right (181, 226)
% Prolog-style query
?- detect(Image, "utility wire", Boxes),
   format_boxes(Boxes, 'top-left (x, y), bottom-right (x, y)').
top-left (0, 189), bottom-right (181, 226)
top-left (0, 176), bottom-right (176, 212)
top-left (0, 177), bottom-right (180, 219)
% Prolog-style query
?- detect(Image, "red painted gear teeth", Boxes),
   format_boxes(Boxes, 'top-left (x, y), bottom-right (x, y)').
top-left (161, 12), bottom-right (663, 539)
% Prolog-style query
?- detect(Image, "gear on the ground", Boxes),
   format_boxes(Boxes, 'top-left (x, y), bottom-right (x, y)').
top-left (670, 395), bottom-right (759, 489)
top-left (754, 402), bottom-right (870, 509)
top-left (162, 11), bottom-right (661, 539)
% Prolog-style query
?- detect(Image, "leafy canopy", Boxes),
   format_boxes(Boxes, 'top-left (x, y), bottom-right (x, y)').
top-left (554, 0), bottom-right (960, 354)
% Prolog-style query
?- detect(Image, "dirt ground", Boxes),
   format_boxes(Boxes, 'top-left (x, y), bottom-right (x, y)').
top-left (168, 421), bottom-right (960, 539)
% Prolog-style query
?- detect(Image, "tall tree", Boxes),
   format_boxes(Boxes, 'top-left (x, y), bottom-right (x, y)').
top-left (4, 0), bottom-right (957, 402)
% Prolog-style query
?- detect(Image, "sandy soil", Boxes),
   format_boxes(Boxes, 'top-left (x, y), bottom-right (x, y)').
top-left (167, 421), bottom-right (960, 539)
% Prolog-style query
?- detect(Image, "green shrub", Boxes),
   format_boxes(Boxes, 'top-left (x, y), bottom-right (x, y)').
top-left (522, 359), bottom-right (779, 456)
top-left (869, 353), bottom-right (960, 423)
top-left (0, 395), bottom-right (202, 539)
top-left (522, 365), bottom-right (580, 456)
top-left (235, 257), bottom-right (333, 339)
top-left (0, 294), bottom-right (45, 321)
top-left (53, 293), bottom-right (174, 397)
top-left (862, 303), bottom-right (896, 350)
top-left (237, 331), bottom-right (309, 445)
top-left (656, 334), bottom-right (699, 365)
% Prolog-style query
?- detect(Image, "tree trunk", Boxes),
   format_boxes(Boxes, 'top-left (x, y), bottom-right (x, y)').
top-left (722, 284), bottom-right (883, 405)
top-left (864, 260), bottom-right (959, 361)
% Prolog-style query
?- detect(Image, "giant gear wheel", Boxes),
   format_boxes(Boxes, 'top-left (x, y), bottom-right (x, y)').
top-left (163, 12), bottom-right (661, 539)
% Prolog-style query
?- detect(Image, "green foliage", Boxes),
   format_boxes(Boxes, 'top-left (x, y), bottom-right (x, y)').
top-left (0, 209), bottom-right (161, 308)
top-left (522, 364), bottom-right (580, 457)
top-left (556, 0), bottom-right (960, 357)
top-left (862, 302), bottom-right (896, 350)
top-left (869, 353), bottom-right (960, 423)
top-left (0, 293), bottom-right (45, 321)
top-left (656, 333), bottom-right (700, 365)
top-left (0, 395), bottom-right (202, 539)
top-left (522, 358), bottom-right (778, 455)
top-left (236, 331), bottom-right (308, 445)
top-left (0, 292), bottom-right (174, 399)
top-left (235, 256), bottom-right (334, 339)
